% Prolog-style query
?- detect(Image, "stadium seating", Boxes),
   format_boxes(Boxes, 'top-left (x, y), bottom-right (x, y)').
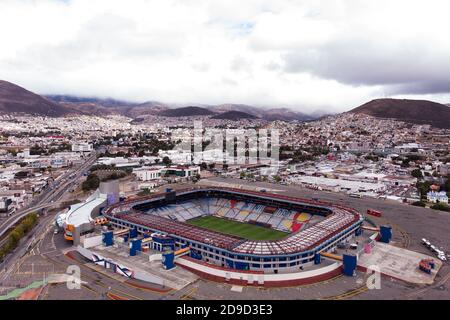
top-left (142, 198), bottom-right (321, 232)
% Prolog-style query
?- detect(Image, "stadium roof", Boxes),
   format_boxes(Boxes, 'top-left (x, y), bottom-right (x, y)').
top-left (66, 191), bottom-right (107, 227)
top-left (117, 211), bottom-right (243, 250)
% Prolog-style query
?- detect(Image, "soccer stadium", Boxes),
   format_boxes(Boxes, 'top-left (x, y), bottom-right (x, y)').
top-left (100, 187), bottom-right (365, 283)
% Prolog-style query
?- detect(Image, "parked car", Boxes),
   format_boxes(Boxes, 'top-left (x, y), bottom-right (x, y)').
top-left (438, 254), bottom-right (447, 261)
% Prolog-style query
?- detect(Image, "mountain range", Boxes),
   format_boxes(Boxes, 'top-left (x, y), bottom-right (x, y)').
top-left (0, 81), bottom-right (72, 117)
top-left (1, 80), bottom-right (450, 127)
top-left (0, 80), bottom-right (320, 121)
top-left (349, 98), bottom-right (450, 129)
top-left (211, 110), bottom-right (257, 120)
top-left (158, 106), bottom-right (215, 117)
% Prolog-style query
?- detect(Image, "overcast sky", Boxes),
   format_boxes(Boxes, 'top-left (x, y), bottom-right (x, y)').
top-left (1, 0), bottom-right (450, 113)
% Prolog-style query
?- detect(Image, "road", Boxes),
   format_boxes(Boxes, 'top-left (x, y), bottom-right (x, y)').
top-left (0, 153), bottom-right (97, 240)
top-left (0, 152), bottom-right (98, 279)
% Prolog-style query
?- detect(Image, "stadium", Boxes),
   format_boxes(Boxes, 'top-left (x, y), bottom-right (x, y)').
top-left (100, 187), bottom-right (365, 285)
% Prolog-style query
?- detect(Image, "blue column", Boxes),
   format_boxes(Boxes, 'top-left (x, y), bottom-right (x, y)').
top-left (379, 225), bottom-right (392, 243)
top-left (102, 231), bottom-right (114, 247)
top-left (130, 239), bottom-right (142, 256)
top-left (129, 227), bottom-right (138, 239)
top-left (314, 253), bottom-right (322, 265)
top-left (343, 254), bottom-right (357, 277)
top-left (162, 251), bottom-right (175, 270)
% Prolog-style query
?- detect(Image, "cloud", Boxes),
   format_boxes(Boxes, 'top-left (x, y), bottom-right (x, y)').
top-left (1, 0), bottom-right (450, 113)
top-left (277, 0), bottom-right (450, 96)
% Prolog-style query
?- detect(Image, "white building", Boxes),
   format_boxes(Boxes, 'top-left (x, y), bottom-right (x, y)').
top-left (133, 166), bottom-right (164, 181)
top-left (288, 175), bottom-right (386, 193)
top-left (394, 143), bottom-right (420, 154)
top-left (133, 165), bottom-right (201, 181)
top-left (0, 197), bottom-right (12, 213)
top-left (427, 191), bottom-right (449, 204)
top-left (72, 142), bottom-right (93, 152)
top-left (97, 157), bottom-right (129, 166)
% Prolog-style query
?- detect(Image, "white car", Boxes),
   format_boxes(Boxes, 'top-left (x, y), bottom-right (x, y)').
top-left (438, 255), bottom-right (447, 261)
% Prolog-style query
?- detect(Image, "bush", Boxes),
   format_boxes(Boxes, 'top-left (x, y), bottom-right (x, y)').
top-left (411, 201), bottom-right (426, 207)
top-left (137, 188), bottom-right (151, 197)
top-left (430, 203), bottom-right (450, 212)
top-left (101, 171), bottom-right (126, 182)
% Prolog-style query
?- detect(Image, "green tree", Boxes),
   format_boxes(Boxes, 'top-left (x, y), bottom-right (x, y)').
top-left (416, 181), bottom-right (433, 199)
top-left (82, 174), bottom-right (100, 192)
top-left (162, 156), bottom-right (172, 166)
top-left (411, 169), bottom-right (423, 179)
top-left (443, 174), bottom-right (450, 191)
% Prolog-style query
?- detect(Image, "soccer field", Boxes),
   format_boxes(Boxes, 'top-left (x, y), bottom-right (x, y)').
top-left (186, 215), bottom-right (288, 241)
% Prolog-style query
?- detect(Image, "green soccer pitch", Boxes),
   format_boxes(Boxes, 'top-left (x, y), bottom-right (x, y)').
top-left (186, 215), bottom-right (288, 241)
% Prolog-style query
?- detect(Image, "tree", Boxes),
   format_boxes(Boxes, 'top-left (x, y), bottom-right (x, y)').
top-left (14, 171), bottom-right (29, 179)
top-left (162, 156), bottom-right (172, 166)
top-left (411, 169), bottom-right (423, 179)
top-left (82, 174), bottom-right (100, 192)
top-left (416, 181), bottom-right (433, 199)
top-left (443, 174), bottom-right (450, 191)
top-left (200, 162), bottom-right (208, 170)
top-left (401, 159), bottom-right (410, 167)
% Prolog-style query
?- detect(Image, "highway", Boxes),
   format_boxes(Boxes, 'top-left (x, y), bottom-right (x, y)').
top-left (0, 153), bottom-right (97, 241)
top-left (0, 152), bottom-right (98, 275)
